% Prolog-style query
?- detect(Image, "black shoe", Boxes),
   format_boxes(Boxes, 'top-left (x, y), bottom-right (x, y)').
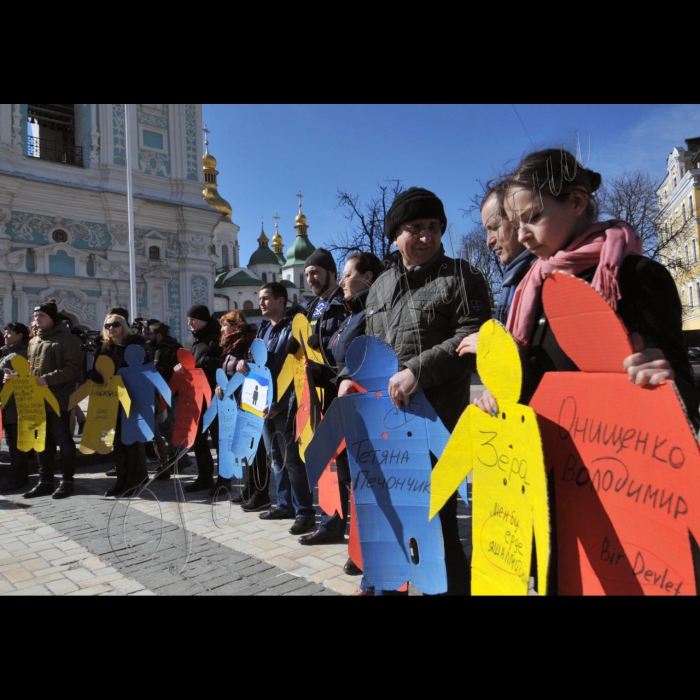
top-left (23, 482), bottom-right (56, 499)
top-left (344, 557), bottom-right (363, 576)
top-left (241, 492), bottom-right (272, 512)
top-left (155, 467), bottom-right (171, 480)
top-left (259, 507), bottom-right (295, 521)
top-left (52, 481), bottom-right (74, 499)
top-left (289, 516), bottom-right (316, 535)
top-left (0, 478), bottom-right (30, 494)
top-left (106, 468), bottom-right (117, 477)
top-left (184, 479), bottom-right (215, 493)
top-left (298, 529), bottom-right (346, 546)
top-left (104, 484), bottom-right (126, 497)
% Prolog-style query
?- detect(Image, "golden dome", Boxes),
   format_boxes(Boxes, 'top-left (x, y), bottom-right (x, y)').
top-left (202, 128), bottom-right (232, 218)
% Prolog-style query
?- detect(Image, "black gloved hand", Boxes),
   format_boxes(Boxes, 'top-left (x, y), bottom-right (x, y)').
top-left (307, 334), bottom-right (321, 351)
top-left (286, 337), bottom-right (300, 355)
top-left (86, 368), bottom-right (105, 384)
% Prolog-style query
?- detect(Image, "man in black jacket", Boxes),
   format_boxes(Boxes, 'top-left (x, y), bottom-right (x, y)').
top-left (174, 305), bottom-right (222, 493)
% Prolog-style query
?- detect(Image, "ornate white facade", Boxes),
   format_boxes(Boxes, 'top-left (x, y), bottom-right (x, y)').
top-left (0, 103), bottom-right (230, 342)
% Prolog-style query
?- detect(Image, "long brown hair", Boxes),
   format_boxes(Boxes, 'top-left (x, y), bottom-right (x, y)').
top-left (219, 310), bottom-right (248, 344)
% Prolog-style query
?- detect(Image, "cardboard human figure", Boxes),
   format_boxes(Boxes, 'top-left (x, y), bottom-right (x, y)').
top-left (118, 344), bottom-right (172, 445)
top-left (430, 320), bottom-right (550, 595)
top-left (202, 368), bottom-right (240, 479)
top-left (68, 355), bottom-right (131, 454)
top-left (203, 339), bottom-right (271, 480)
top-left (530, 272), bottom-right (700, 596)
top-left (168, 348), bottom-right (212, 451)
top-left (277, 314), bottom-right (342, 517)
top-left (276, 314), bottom-right (325, 460)
top-left (0, 354), bottom-right (59, 452)
top-left (305, 335), bottom-right (449, 595)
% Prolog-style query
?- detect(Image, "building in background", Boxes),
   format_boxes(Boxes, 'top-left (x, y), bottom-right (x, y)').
top-left (213, 195), bottom-right (315, 317)
top-left (0, 104), bottom-right (230, 341)
top-left (658, 137), bottom-right (700, 330)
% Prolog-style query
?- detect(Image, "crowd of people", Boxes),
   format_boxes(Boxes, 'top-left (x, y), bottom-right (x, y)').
top-left (1, 146), bottom-right (698, 595)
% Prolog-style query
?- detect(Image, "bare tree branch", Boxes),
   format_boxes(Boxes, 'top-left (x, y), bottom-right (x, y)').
top-left (459, 224), bottom-right (502, 310)
top-left (326, 179), bottom-right (404, 265)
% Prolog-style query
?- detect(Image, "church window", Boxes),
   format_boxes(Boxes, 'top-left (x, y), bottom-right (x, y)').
top-left (222, 245), bottom-right (229, 269)
top-left (149, 246), bottom-right (160, 260)
top-left (262, 273), bottom-right (268, 283)
top-left (52, 229), bottom-right (68, 243)
top-left (27, 104), bottom-right (83, 167)
top-left (243, 300), bottom-right (254, 310)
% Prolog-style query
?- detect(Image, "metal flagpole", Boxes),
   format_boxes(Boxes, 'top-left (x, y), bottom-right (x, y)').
top-left (124, 103), bottom-right (137, 320)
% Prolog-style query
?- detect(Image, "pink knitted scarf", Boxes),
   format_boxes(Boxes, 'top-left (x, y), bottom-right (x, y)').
top-left (506, 220), bottom-right (643, 346)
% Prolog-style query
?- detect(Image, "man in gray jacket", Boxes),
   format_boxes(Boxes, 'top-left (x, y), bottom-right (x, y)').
top-left (339, 187), bottom-right (491, 594)
top-left (22, 299), bottom-right (84, 499)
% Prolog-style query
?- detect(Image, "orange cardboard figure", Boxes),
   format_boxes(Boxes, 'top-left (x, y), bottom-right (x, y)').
top-left (68, 355), bottom-right (131, 454)
top-left (277, 314), bottom-right (324, 459)
top-left (430, 320), bottom-right (550, 595)
top-left (531, 272), bottom-right (700, 595)
top-left (168, 348), bottom-right (212, 451)
top-left (0, 354), bottom-right (60, 452)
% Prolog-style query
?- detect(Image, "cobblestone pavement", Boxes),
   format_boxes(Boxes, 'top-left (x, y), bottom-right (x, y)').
top-left (0, 450), bottom-right (473, 597)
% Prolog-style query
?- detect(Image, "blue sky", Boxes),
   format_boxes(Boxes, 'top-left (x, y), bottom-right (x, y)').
top-left (202, 104), bottom-right (699, 267)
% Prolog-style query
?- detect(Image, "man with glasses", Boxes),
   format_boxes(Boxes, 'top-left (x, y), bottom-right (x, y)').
top-left (22, 299), bottom-right (84, 499)
top-left (339, 187), bottom-right (491, 595)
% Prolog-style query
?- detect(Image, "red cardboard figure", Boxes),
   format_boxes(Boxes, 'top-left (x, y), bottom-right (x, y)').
top-left (168, 348), bottom-right (212, 451)
top-left (531, 272), bottom-right (700, 595)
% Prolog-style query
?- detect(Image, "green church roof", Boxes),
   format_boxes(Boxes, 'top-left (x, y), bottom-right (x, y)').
top-left (283, 235), bottom-right (316, 268)
top-left (249, 247), bottom-right (281, 267)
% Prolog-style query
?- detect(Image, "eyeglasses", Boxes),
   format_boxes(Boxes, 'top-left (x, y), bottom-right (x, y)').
top-left (401, 222), bottom-right (442, 237)
top-left (104, 322), bottom-right (121, 330)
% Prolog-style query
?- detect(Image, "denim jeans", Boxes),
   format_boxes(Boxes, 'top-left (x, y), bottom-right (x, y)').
top-left (39, 410), bottom-right (76, 483)
top-left (263, 412), bottom-right (314, 518)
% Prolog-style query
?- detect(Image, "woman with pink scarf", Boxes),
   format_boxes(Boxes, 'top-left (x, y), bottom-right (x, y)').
top-left (475, 148), bottom-right (699, 427)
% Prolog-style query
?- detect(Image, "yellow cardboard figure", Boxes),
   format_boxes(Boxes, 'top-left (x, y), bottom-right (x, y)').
top-left (430, 320), bottom-right (550, 595)
top-left (276, 314), bottom-right (325, 460)
top-left (68, 355), bottom-right (131, 454)
top-left (0, 354), bottom-right (60, 452)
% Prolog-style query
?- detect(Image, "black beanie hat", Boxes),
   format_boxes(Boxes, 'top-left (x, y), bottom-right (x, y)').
top-left (304, 248), bottom-right (337, 274)
top-left (385, 187), bottom-right (447, 241)
top-left (34, 298), bottom-right (60, 324)
top-left (187, 304), bottom-right (212, 322)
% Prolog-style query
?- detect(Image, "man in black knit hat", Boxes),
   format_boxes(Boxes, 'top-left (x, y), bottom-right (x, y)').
top-left (338, 187), bottom-right (491, 595)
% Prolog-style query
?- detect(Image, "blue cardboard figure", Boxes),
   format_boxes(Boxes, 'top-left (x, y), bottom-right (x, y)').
top-left (204, 339), bottom-right (272, 480)
top-left (304, 335), bottom-right (451, 595)
top-left (203, 368), bottom-right (241, 479)
top-left (118, 344), bottom-right (172, 445)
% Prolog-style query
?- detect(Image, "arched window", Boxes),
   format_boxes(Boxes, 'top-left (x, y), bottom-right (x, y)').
top-left (222, 245), bottom-right (229, 268)
top-left (149, 246), bottom-right (160, 260)
top-left (690, 285), bottom-right (695, 309)
top-left (243, 300), bottom-right (254, 310)
top-left (272, 273), bottom-right (276, 282)
top-left (262, 272), bottom-right (268, 283)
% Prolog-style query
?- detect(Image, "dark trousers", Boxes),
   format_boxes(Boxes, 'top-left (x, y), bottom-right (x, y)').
top-left (39, 410), bottom-right (76, 484)
top-left (193, 413), bottom-right (218, 482)
top-left (3, 421), bottom-right (29, 483)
